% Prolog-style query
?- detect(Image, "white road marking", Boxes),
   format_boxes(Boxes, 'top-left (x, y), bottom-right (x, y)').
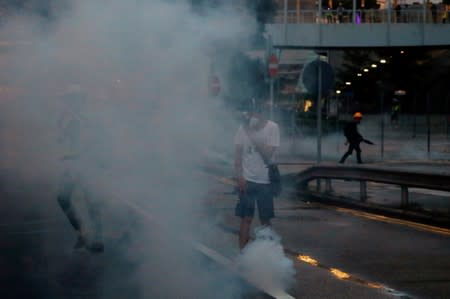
top-left (122, 200), bottom-right (297, 299)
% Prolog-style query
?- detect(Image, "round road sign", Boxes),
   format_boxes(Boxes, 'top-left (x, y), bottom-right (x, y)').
top-left (268, 54), bottom-right (278, 78)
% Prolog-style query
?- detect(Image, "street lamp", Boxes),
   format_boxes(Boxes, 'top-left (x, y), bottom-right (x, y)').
top-left (345, 81), bottom-right (352, 85)
top-left (357, 73), bottom-right (362, 77)
top-left (380, 59), bottom-right (387, 64)
top-left (371, 64), bottom-right (377, 68)
top-left (363, 68), bottom-right (369, 72)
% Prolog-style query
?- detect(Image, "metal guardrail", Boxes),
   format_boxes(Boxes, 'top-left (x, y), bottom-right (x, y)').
top-left (273, 9), bottom-right (449, 24)
top-left (296, 164), bottom-right (450, 207)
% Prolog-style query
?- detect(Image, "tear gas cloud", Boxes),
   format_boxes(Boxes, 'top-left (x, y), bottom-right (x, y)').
top-left (2, 1), bottom-right (254, 217)
top-left (237, 226), bottom-right (296, 293)
top-left (0, 0), bottom-right (277, 298)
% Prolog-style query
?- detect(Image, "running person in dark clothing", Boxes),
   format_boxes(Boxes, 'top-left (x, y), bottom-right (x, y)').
top-left (339, 112), bottom-right (364, 164)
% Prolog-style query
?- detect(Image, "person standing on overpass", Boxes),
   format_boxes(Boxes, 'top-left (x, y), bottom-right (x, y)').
top-left (337, 2), bottom-right (344, 23)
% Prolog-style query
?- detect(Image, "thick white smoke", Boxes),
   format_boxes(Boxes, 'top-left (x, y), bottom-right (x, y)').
top-left (237, 226), bottom-right (296, 293)
top-left (0, 1), bottom-right (266, 298)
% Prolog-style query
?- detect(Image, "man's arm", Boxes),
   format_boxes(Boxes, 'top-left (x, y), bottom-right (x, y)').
top-left (234, 144), bottom-right (243, 178)
top-left (234, 144), bottom-right (246, 192)
top-left (250, 141), bottom-right (276, 163)
top-left (247, 124), bottom-right (280, 163)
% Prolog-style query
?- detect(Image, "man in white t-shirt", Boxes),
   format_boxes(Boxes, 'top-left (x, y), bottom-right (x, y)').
top-left (57, 85), bottom-right (104, 253)
top-left (234, 103), bottom-right (280, 250)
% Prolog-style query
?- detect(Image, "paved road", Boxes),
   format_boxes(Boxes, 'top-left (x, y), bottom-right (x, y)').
top-left (1, 164), bottom-right (449, 299)
top-left (207, 178), bottom-right (450, 298)
top-left (206, 162), bottom-right (450, 299)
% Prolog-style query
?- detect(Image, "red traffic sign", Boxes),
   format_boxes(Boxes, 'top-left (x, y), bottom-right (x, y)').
top-left (208, 75), bottom-right (221, 96)
top-left (268, 53), bottom-right (278, 78)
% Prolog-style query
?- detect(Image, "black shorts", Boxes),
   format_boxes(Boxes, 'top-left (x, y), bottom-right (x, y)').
top-left (235, 181), bottom-right (274, 221)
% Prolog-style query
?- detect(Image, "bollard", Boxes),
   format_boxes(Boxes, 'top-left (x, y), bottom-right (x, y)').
top-left (316, 179), bottom-right (322, 192)
top-left (325, 179), bottom-right (333, 193)
top-left (401, 186), bottom-right (409, 208)
top-left (360, 181), bottom-right (367, 201)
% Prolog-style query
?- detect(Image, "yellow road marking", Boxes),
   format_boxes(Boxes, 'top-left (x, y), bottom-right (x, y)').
top-left (333, 206), bottom-right (450, 236)
top-left (298, 255), bottom-right (318, 266)
top-left (295, 254), bottom-right (385, 290)
top-left (330, 268), bottom-right (351, 280)
top-left (210, 173), bottom-right (441, 296)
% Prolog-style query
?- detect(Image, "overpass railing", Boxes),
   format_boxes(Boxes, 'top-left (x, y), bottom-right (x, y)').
top-left (296, 164), bottom-right (450, 208)
top-left (274, 8), bottom-right (449, 24)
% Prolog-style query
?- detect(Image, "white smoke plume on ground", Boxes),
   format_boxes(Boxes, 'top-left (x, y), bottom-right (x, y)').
top-left (0, 0), bottom-right (265, 298)
top-left (236, 226), bottom-right (296, 294)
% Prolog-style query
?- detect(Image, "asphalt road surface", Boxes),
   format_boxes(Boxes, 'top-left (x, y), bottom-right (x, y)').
top-left (1, 170), bottom-right (450, 299)
top-left (207, 173), bottom-right (450, 299)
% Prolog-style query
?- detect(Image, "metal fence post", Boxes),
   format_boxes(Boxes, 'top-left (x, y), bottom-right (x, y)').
top-left (317, 55), bottom-right (322, 164)
top-left (360, 181), bottom-right (367, 201)
top-left (316, 179), bottom-right (322, 192)
top-left (325, 179), bottom-right (333, 193)
top-left (401, 186), bottom-right (409, 208)
top-left (427, 93), bottom-right (431, 159)
top-left (379, 84), bottom-right (385, 160)
top-left (284, 0), bottom-right (288, 42)
top-left (412, 94), bottom-right (417, 138)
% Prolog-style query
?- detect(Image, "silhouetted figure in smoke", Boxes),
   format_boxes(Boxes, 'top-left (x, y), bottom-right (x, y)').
top-left (339, 112), bottom-right (371, 164)
top-left (57, 84), bottom-right (104, 253)
top-left (395, 4), bottom-right (401, 23)
top-left (391, 98), bottom-right (400, 128)
top-left (430, 3), bottom-right (437, 23)
top-left (234, 100), bottom-right (280, 250)
top-left (337, 2), bottom-right (344, 23)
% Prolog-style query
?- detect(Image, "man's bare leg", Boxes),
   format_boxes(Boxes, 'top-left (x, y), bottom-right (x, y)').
top-left (239, 217), bottom-right (253, 250)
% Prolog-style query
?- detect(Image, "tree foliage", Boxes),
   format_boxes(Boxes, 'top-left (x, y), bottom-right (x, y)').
top-left (220, 51), bottom-right (267, 109)
top-left (191, 0), bottom-right (276, 108)
top-left (247, 0), bottom-right (278, 26)
top-left (190, 0), bottom-right (278, 28)
top-left (0, 0), bottom-right (73, 20)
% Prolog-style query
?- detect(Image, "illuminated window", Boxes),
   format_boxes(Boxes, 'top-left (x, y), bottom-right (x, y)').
top-left (304, 100), bottom-right (313, 112)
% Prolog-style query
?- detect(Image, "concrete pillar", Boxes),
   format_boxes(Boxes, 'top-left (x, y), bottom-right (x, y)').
top-left (387, 0), bottom-right (392, 23)
top-left (284, 0), bottom-right (288, 41)
top-left (353, 0), bottom-right (357, 23)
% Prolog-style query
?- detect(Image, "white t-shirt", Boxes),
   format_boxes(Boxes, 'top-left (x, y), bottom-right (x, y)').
top-left (234, 120), bottom-right (280, 184)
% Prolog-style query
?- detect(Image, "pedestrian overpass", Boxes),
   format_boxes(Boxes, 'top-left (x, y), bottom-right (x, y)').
top-left (267, 8), bottom-right (450, 48)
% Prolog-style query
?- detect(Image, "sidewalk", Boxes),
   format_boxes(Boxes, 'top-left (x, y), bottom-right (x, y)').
top-left (276, 159), bottom-right (450, 227)
top-left (276, 114), bottom-right (450, 164)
